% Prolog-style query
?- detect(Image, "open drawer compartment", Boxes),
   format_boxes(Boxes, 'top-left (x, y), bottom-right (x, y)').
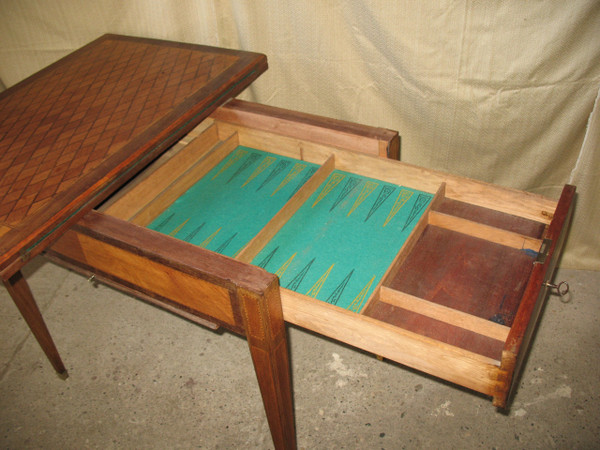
top-left (47, 100), bottom-right (575, 409)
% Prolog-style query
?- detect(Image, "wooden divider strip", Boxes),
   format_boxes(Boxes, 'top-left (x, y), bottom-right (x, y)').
top-left (129, 132), bottom-right (239, 226)
top-left (236, 154), bottom-right (336, 263)
top-left (212, 99), bottom-right (397, 158)
top-left (102, 124), bottom-right (221, 220)
top-left (428, 211), bottom-right (542, 252)
top-left (379, 286), bottom-right (510, 342)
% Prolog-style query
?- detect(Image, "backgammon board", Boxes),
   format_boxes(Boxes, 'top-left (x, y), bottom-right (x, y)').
top-left (147, 146), bottom-right (433, 311)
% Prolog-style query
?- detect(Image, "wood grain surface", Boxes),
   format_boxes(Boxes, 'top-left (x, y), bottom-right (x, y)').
top-left (0, 34), bottom-right (267, 277)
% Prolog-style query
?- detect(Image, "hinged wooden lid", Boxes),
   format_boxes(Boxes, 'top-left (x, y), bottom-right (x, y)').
top-left (0, 34), bottom-right (267, 276)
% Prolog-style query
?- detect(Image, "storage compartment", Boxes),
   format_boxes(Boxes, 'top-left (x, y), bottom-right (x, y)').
top-left (365, 224), bottom-right (537, 361)
top-left (49, 100), bottom-right (575, 409)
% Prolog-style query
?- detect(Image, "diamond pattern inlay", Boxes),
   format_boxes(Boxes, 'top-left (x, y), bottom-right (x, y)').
top-left (0, 37), bottom-right (238, 225)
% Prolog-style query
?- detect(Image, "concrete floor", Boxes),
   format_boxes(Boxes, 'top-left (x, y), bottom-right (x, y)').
top-left (0, 260), bottom-right (598, 449)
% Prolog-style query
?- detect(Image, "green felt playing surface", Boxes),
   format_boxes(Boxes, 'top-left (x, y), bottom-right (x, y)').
top-left (148, 146), bottom-right (432, 312)
top-left (252, 170), bottom-right (432, 312)
top-left (148, 146), bottom-right (319, 257)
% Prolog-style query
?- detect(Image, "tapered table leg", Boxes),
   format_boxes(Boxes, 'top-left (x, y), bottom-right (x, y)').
top-left (238, 281), bottom-right (296, 450)
top-left (3, 270), bottom-right (67, 376)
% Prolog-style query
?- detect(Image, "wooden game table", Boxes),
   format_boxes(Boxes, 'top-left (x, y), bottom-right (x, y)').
top-left (1, 35), bottom-right (574, 450)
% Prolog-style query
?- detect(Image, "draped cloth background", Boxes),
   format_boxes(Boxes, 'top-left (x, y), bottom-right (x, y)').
top-left (0, 1), bottom-right (598, 270)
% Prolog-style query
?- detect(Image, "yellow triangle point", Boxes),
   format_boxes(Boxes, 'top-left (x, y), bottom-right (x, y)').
top-left (271, 162), bottom-right (306, 196)
top-left (243, 156), bottom-right (276, 187)
top-left (348, 275), bottom-right (376, 312)
top-left (306, 264), bottom-right (334, 298)
top-left (348, 181), bottom-right (378, 216)
top-left (199, 227), bottom-right (221, 248)
top-left (312, 172), bottom-right (345, 207)
top-left (383, 189), bottom-right (413, 227)
top-left (275, 252), bottom-right (296, 278)
top-left (212, 149), bottom-right (247, 180)
top-left (169, 218), bottom-right (189, 236)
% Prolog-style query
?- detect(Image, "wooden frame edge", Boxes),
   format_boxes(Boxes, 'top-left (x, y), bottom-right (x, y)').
top-left (214, 99), bottom-right (400, 159)
top-left (495, 184), bottom-right (576, 408)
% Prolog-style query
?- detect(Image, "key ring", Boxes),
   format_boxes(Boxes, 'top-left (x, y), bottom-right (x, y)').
top-left (544, 280), bottom-right (570, 302)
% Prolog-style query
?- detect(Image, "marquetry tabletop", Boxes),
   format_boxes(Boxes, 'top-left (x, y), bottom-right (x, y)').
top-left (0, 34), bottom-right (267, 276)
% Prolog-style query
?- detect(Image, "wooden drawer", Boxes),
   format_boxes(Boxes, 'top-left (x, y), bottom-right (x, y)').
top-left (48, 99), bottom-right (574, 409)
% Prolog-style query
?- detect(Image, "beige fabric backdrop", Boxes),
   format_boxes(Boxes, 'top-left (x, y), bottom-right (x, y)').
top-left (0, 1), bottom-right (598, 270)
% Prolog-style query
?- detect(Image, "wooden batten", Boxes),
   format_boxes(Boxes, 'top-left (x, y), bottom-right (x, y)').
top-left (128, 132), bottom-right (240, 227)
top-left (428, 211), bottom-right (543, 252)
top-left (213, 99), bottom-right (399, 159)
top-left (236, 155), bottom-right (336, 263)
top-left (378, 286), bottom-right (510, 342)
top-left (102, 124), bottom-right (221, 220)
